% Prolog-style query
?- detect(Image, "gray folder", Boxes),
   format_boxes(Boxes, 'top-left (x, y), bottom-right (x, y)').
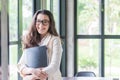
top-left (24, 46), bottom-right (47, 68)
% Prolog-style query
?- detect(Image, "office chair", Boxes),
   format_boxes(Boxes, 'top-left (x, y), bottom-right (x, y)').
top-left (75, 71), bottom-right (96, 77)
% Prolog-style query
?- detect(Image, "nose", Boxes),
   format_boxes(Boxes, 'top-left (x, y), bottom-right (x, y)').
top-left (38, 22), bottom-right (43, 27)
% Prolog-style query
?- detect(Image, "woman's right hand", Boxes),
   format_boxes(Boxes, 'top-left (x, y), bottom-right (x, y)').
top-left (21, 67), bottom-right (34, 77)
top-left (31, 68), bottom-right (48, 80)
top-left (22, 67), bottom-right (48, 80)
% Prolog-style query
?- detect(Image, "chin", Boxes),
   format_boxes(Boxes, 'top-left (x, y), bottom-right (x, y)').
top-left (40, 32), bottom-right (47, 35)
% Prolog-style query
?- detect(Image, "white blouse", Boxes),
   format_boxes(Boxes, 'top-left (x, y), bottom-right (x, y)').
top-left (17, 33), bottom-right (63, 80)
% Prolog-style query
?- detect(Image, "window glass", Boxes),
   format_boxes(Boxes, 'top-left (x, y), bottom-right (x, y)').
top-left (77, 39), bottom-right (100, 76)
top-left (22, 0), bottom-right (33, 35)
top-left (77, 0), bottom-right (120, 77)
top-left (9, 0), bottom-right (18, 79)
top-left (8, 0), bottom-right (18, 80)
top-left (9, 0), bottom-right (18, 41)
top-left (9, 0), bottom-right (33, 80)
top-left (9, 45), bottom-right (18, 80)
top-left (77, 0), bottom-right (100, 35)
top-left (53, 0), bottom-right (59, 33)
top-left (60, 39), bottom-right (66, 76)
top-left (47, 0), bottom-right (50, 10)
top-left (46, 0), bottom-right (59, 33)
top-left (105, 39), bottom-right (120, 77)
top-left (105, 0), bottom-right (120, 35)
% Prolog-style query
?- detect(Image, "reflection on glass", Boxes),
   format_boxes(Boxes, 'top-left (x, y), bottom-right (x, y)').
top-left (77, 39), bottom-right (100, 76)
top-left (9, 0), bottom-right (18, 41)
top-left (77, 0), bottom-right (100, 35)
top-left (105, 39), bottom-right (120, 77)
top-left (105, 0), bottom-right (120, 35)
top-left (9, 45), bottom-right (18, 80)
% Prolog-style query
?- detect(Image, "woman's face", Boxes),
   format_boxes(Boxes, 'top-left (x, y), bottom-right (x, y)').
top-left (36, 13), bottom-right (50, 37)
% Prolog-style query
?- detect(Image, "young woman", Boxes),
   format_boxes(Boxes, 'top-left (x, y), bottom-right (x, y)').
top-left (17, 9), bottom-right (63, 80)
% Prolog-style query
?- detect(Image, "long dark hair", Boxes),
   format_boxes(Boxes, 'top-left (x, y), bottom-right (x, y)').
top-left (22, 9), bottom-right (59, 49)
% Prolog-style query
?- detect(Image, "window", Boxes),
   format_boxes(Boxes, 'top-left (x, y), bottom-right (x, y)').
top-left (22, 0), bottom-right (33, 34)
top-left (9, 0), bottom-right (33, 80)
top-left (104, 0), bottom-right (120, 77)
top-left (9, 0), bottom-right (18, 79)
top-left (76, 0), bottom-right (100, 76)
top-left (76, 0), bottom-right (120, 77)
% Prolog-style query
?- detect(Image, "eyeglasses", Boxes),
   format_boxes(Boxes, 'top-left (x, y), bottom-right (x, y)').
top-left (36, 19), bottom-right (49, 26)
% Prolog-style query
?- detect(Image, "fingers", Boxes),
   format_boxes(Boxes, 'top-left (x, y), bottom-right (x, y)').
top-left (36, 70), bottom-right (47, 79)
top-left (24, 75), bottom-right (38, 80)
top-left (30, 68), bottom-right (48, 80)
top-left (34, 68), bottom-right (48, 80)
top-left (41, 70), bottom-right (48, 76)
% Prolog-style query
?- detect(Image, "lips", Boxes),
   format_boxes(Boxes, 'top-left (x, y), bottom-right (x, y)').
top-left (41, 28), bottom-right (46, 31)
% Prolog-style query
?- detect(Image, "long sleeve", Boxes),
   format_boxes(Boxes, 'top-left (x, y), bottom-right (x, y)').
top-left (42, 37), bottom-right (63, 75)
top-left (17, 52), bottom-right (27, 77)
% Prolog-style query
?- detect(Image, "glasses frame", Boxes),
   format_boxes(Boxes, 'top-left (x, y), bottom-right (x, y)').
top-left (36, 19), bottom-right (50, 26)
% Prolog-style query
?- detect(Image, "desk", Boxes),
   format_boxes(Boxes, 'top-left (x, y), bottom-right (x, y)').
top-left (62, 77), bottom-right (119, 80)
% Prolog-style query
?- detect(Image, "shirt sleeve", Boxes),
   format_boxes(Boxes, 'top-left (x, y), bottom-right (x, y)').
top-left (42, 37), bottom-right (63, 75)
top-left (17, 52), bottom-right (27, 77)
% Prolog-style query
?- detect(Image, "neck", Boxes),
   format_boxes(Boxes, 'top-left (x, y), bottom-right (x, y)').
top-left (40, 33), bottom-right (49, 39)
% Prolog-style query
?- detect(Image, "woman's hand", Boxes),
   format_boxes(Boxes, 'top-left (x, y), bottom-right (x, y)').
top-left (22, 67), bottom-right (48, 80)
top-left (21, 67), bottom-right (34, 77)
top-left (24, 74), bottom-right (39, 80)
top-left (32, 68), bottom-right (48, 80)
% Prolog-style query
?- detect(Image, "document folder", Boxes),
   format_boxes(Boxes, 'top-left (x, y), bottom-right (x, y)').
top-left (24, 46), bottom-right (47, 68)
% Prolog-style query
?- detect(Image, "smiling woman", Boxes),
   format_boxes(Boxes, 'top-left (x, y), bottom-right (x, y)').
top-left (17, 9), bottom-right (63, 80)
top-left (35, 13), bottom-right (50, 38)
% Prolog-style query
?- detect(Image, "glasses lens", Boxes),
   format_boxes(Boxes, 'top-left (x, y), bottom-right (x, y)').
top-left (42, 20), bottom-right (49, 25)
top-left (36, 20), bottom-right (49, 26)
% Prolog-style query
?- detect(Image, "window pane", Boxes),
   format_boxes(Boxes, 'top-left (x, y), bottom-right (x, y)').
top-left (77, 0), bottom-right (100, 35)
top-left (9, 0), bottom-right (18, 41)
top-left (105, 0), bottom-right (120, 35)
top-left (46, 0), bottom-right (59, 33)
top-left (47, 0), bottom-right (50, 10)
top-left (60, 39), bottom-right (66, 76)
top-left (105, 39), bottom-right (120, 77)
top-left (9, 45), bottom-right (18, 80)
top-left (0, 1), bottom-right (1, 79)
top-left (22, 0), bottom-right (33, 35)
top-left (53, 0), bottom-right (59, 34)
top-left (77, 39), bottom-right (100, 76)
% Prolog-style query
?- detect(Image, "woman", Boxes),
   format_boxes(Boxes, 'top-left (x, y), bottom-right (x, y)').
top-left (17, 9), bottom-right (63, 80)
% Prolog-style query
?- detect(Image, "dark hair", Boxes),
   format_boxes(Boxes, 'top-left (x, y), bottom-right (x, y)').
top-left (22, 9), bottom-right (59, 49)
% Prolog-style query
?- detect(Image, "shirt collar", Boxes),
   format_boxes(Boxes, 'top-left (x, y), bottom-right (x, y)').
top-left (39, 33), bottom-right (51, 46)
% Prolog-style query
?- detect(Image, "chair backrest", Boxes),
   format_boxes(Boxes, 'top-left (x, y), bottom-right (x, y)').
top-left (75, 71), bottom-right (96, 77)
